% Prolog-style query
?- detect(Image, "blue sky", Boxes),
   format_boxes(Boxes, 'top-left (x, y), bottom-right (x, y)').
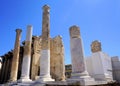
top-left (0, 0), bottom-right (120, 64)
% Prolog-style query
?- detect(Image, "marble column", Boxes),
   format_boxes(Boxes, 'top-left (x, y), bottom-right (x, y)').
top-left (37, 5), bottom-right (54, 82)
top-left (68, 25), bottom-right (95, 85)
top-left (10, 29), bottom-right (22, 82)
top-left (18, 25), bottom-right (32, 82)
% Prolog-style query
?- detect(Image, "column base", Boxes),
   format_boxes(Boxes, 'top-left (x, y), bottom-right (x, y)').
top-left (8, 80), bottom-right (18, 85)
top-left (93, 73), bottom-right (113, 82)
top-left (36, 75), bottom-right (55, 83)
top-left (67, 72), bottom-right (95, 85)
top-left (18, 77), bottom-right (32, 83)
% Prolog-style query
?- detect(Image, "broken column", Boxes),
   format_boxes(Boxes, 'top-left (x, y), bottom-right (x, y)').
top-left (37, 5), bottom-right (54, 82)
top-left (10, 29), bottom-right (22, 82)
top-left (86, 40), bottom-right (113, 81)
top-left (68, 25), bottom-right (94, 85)
top-left (50, 36), bottom-right (65, 81)
top-left (18, 25), bottom-right (32, 82)
top-left (31, 36), bottom-right (41, 80)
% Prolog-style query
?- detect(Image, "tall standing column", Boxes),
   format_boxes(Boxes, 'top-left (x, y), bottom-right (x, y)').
top-left (18, 25), bottom-right (32, 82)
top-left (10, 29), bottom-right (22, 82)
top-left (0, 57), bottom-right (2, 71)
top-left (38, 5), bottom-right (54, 82)
top-left (68, 25), bottom-right (95, 85)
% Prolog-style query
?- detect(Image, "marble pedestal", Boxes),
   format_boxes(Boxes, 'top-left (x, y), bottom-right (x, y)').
top-left (18, 56), bottom-right (32, 83)
top-left (18, 77), bottom-right (32, 83)
top-left (37, 50), bottom-right (54, 83)
top-left (86, 52), bottom-right (113, 82)
top-left (68, 25), bottom-right (95, 86)
top-left (68, 71), bottom-right (95, 85)
top-left (111, 56), bottom-right (120, 83)
top-left (18, 25), bottom-right (32, 83)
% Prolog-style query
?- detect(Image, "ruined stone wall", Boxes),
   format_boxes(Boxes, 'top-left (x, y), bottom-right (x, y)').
top-left (0, 55), bottom-right (12, 83)
top-left (50, 36), bottom-right (65, 81)
top-left (0, 35), bottom-right (65, 83)
top-left (30, 35), bottom-right (65, 81)
top-left (31, 36), bottom-right (42, 80)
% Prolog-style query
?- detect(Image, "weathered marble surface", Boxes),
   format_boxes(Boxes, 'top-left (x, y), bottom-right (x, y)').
top-left (38, 50), bottom-right (54, 82)
top-left (69, 25), bottom-right (88, 74)
top-left (86, 52), bottom-right (113, 81)
top-left (31, 36), bottom-right (41, 80)
top-left (10, 29), bottom-right (22, 81)
top-left (111, 56), bottom-right (120, 83)
top-left (69, 25), bottom-right (80, 38)
top-left (68, 25), bottom-right (95, 85)
top-left (70, 38), bottom-right (85, 73)
top-left (40, 50), bottom-right (51, 77)
top-left (41, 5), bottom-right (50, 50)
top-left (50, 36), bottom-right (65, 81)
top-left (38, 5), bottom-right (54, 82)
top-left (91, 40), bottom-right (102, 53)
top-left (19, 25), bottom-right (32, 82)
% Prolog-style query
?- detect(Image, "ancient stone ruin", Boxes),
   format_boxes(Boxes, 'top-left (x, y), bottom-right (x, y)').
top-left (0, 5), bottom-right (65, 84)
top-left (91, 40), bottom-right (102, 53)
top-left (0, 4), bottom-right (120, 86)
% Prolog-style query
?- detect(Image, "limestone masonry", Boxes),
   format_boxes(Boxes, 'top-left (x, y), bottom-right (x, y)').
top-left (0, 5), bottom-right (120, 86)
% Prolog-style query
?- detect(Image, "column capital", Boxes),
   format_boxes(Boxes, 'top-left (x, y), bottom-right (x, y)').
top-left (91, 40), bottom-right (102, 53)
top-left (27, 25), bottom-right (32, 29)
top-left (16, 29), bottom-right (22, 33)
top-left (42, 5), bottom-right (50, 11)
top-left (69, 25), bottom-right (80, 38)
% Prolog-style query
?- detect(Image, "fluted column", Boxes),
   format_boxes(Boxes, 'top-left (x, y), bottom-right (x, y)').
top-left (10, 29), bottom-right (22, 82)
top-left (37, 5), bottom-right (54, 82)
top-left (18, 25), bottom-right (32, 82)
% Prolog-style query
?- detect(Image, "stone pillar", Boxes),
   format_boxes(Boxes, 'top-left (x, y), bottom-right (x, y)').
top-left (4, 57), bottom-right (9, 82)
top-left (0, 57), bottom-right (2, 71)
top-left (68, 25), bottom-right (95, 85)
top-left (10, 29), bottom-right (22, 82)
top-left (18, 25), bottom-right (32, 82)
top-left (37, 5), bottom-right (54, 82)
